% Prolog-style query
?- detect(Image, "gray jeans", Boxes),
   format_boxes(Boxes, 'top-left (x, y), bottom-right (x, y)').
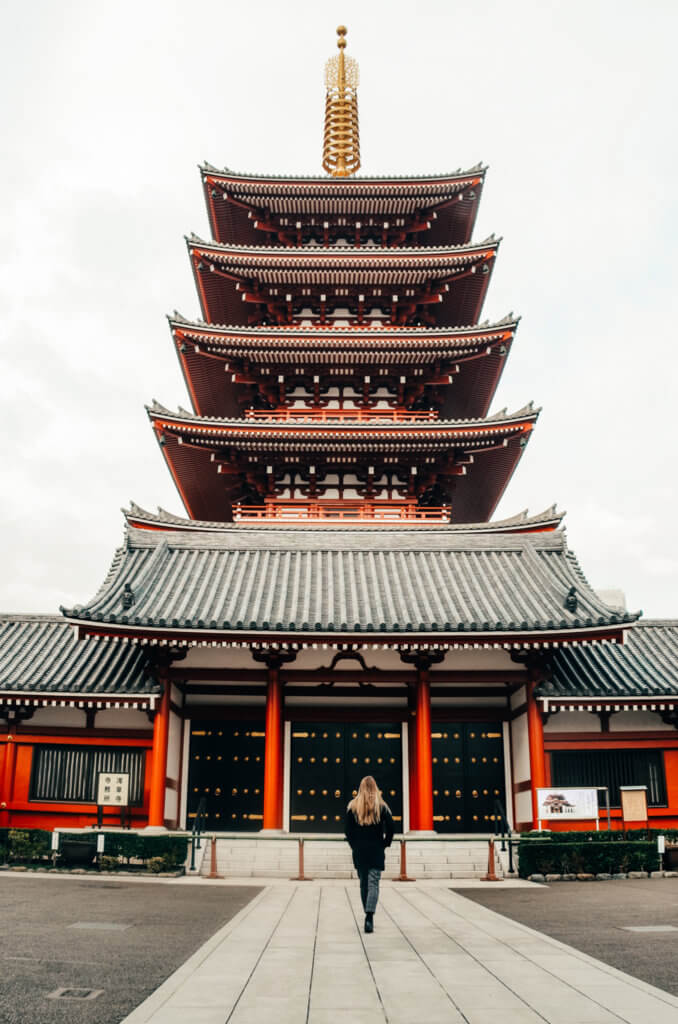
top-left (357, 867), bottom-right (381, 913)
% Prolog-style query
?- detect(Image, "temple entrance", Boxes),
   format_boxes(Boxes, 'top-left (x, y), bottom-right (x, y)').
top-left (432, 723), bottom-right (505, 832)
top-left (188, 720), bottom-right (265, 831)
top-left (290, 722), bottom-right (403, 833)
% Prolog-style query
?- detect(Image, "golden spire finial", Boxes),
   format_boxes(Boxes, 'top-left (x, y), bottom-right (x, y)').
top-left (322, 25), bottom-right (360, 178)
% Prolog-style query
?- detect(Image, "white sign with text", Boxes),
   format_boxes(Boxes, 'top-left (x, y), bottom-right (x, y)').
top-left (537, 787), bottom-right (599, 821)
top-left (96, 772), bottom-right (130, 807)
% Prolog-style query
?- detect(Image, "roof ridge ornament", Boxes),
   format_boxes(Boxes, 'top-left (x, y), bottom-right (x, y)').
top-left (322, 26), bottom-right (360, 178)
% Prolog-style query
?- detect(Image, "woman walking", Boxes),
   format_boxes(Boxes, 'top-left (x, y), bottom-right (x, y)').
top-left (345, 775), bottom-right (395, 933)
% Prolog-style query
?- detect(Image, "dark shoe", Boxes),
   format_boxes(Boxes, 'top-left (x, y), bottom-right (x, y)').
top-left (364, 913), bottom-right (374, 933)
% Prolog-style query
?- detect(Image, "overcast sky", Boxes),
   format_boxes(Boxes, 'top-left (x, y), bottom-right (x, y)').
top-left (1, 0), bottom-right (676, 619)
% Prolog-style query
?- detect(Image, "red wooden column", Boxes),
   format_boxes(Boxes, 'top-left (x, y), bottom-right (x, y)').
top-left (148, 681), bottom-right (171, 828)
top-left (253, 649), bottom-right (296, 831)
top-left (400, 650), bottom-right (444, 832)
top-left (526, 680), bottom-right (547, 827)
top-left (0, 729), bottom-right (17, 826)
top-left (415, 666), bottom-right (434, 831)
top-left (263, 664), bottom-right (284, 830)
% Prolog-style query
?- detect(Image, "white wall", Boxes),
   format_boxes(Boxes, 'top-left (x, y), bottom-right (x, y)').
top-left (511, 713), bottom-right (530, 783)
top-left (26, 707), bottom-right (86, 728)
top-left (609, 710), bottom-right (665, 732)
top-left (544, 711), bottom-right (600, 733)
top-left (95, 708), bottom-right (150, 730)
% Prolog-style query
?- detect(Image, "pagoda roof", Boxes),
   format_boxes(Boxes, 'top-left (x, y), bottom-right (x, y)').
top-left (148, 401), bottom-right (537, 524)
top-left (124, 502), bottom-right (564, 535)
top-left (536, 621), bottom-right (678, 705)
top-left (188, 234), bottom-right (498, 280)
top-left (201, 164), bottom-right (486, 246)
top-left (169, 311), bottom-right (517, 354)
top-left (170, 314), bottom-right (517, 420)
top-left (63, 527), bottom-right (636, 648)
top-left (188, 236), bottom-right (497, 327)
top-left (0, 615), bottom-right (158, 707)
top-left (147, 398), bottom-right (538, 441)
top-left (200, 162), bottom-right (486, 190)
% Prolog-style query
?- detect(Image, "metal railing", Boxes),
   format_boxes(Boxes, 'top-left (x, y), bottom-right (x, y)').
top-left (188, 797), bottom-right (207, 872)
top-left (493, 798), bottom-right (515, 874)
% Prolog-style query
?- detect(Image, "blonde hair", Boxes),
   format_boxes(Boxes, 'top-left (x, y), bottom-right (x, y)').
top-left (347, 775), bottom-right (387, 825)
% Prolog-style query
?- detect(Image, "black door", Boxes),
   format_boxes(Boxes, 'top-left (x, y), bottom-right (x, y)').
top-left (187, 720), bottom-right (265, 831)
top-left (290, 722), bottom-right (403, 832)
top-left (432, 723), bottom-right (505, 832)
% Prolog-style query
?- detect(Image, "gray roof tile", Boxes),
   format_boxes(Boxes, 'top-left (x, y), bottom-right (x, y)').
top-left (63, 528), bottom-right (636, 639)
top-left (0, 616), bottom-right (158, 697)
top-left (538, 621), bottom-right (678, 699)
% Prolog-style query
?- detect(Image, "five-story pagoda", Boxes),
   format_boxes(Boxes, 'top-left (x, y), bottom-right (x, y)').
top-left (50, 29), bottom-right (637, 837)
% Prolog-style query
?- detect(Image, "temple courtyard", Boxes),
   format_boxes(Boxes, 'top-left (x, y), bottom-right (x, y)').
top-left (2, 874), bottom-right (678, 1023)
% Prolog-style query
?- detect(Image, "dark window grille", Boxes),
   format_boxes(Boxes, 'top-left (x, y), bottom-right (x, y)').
top-left (30, 746), bottom-right (145, 805)
top-left (551, 749), bottom-right (666, 807)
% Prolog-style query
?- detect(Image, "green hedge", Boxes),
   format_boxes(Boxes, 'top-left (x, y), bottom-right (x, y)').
top-left (0, 829), bottom-right (188, 872)
top-left (518, 838), bottom-right (658, 877)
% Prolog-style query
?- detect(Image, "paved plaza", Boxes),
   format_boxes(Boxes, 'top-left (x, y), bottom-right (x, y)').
top-left (124, 880), bottom-right (678, 1024)
top-left (3, 873), bottom-right (678, 1023)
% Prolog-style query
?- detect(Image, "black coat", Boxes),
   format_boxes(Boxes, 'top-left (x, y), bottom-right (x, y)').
top-left (344, 805), bottom-right (395, 871)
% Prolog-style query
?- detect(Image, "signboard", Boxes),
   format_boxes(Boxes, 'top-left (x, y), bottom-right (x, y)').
top-left (620, 786), bottom-right (648, 824)
top-left (536, 787), bottom-right (599, 821)
top-left (96, 772), bottom-right (130, 807)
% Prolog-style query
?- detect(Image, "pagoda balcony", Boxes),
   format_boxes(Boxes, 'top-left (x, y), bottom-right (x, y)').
top-left (244, 408), bottom-right (439, 423)
top-left (232, 499), bottom-right (451, 524)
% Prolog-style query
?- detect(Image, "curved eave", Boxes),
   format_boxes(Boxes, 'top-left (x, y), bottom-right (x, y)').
top-left (65, 619), bottom-right (631, 650)
top-left (188, 238), bottom-right (498, 328)
top-left (123, 503), bottom-right (564, 535)
top-left (199, 163), bottom-right (487, 188)
top-left (147, 404), bottom-right (538, 438)
top-left (201, 165), bottom-right (486, 247)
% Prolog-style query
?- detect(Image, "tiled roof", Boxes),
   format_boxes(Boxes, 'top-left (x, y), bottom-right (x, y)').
top-left (123, 502), bottom-right (564, 535)
top-left (0, 616), bottom-right (158, 699)
top-left (187, 234), bottom-right (499, 275)
top-left (537, 621), bottom-right (678, 700)
top-left (200, 163), bottom-right (486, 186)
top-left (147, 399), bottom-right (539, 437)
top-left (62, 527), bottom-right (636, 642)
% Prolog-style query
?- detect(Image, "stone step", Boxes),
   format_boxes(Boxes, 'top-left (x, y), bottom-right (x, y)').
top-left (200, 837), bottom-right (502, 879)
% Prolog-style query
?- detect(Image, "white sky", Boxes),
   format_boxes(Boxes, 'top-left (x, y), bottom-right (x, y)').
top-left (1, 0), bottom-right (676, 618)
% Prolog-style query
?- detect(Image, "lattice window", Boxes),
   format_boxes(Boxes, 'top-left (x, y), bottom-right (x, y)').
top-left (551, 749), bottom-right (666, 807)
top-left (30, 746), bottom-right (145, 804)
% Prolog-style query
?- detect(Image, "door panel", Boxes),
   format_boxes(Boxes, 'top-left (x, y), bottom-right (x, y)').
top-left (432, 723), bottom-right (505, 832)
top-left (290, 722), bottom-right (403, 832)
top-left (188, 721), bottom-right (265, 831)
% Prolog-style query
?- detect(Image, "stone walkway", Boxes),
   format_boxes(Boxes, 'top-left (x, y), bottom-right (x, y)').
top-left (122, 881), bottom-right (678, 1024)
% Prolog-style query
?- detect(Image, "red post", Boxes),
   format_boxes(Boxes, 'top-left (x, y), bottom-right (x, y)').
top-left (526, 681), bottom-right (547, 827)
top-left (148, 682), bottom-right (170, 827)
top-left (393, 839), bottom-right (415, 882)
top-left (415, 667), bottom-right (434, 831)
top-left (291, 837), bottom-right (312, 880)
top-left (481, 838), bottom-right (500, 882)
top-left (263, 666), bottom-right (283, 829)
top-left (208, 836), bottom-right (223, 879)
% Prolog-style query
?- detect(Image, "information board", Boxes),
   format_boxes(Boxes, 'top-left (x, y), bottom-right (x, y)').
top-left (96, 772), bottom-right (130, 807)
top-left (536, 787), bottom-right (599, 821)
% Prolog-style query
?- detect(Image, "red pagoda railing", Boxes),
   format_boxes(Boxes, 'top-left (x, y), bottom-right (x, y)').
top-left (244, 408), bottom-right (439, 423)
top-left (233, 500), bottom-right (451, 524)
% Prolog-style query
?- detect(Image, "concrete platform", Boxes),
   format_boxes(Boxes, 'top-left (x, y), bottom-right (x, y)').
top-left (121, 880), bottom-right (678, 1023)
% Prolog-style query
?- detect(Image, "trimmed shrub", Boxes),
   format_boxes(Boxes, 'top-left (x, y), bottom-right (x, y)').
top-left (519, 839), bottom-right (657, 878)
top-left (7, 829), bottom-right (51, 864)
